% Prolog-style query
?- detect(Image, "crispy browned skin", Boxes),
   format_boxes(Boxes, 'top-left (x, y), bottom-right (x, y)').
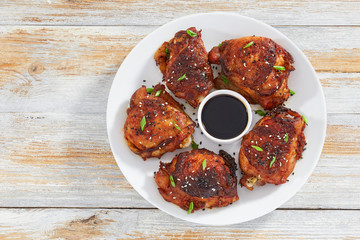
top-left (239, 107), bottom-right (306, 190)
top-left (209, 36), bottom-right (295, 110)
top-left (124, 84), bottom-right (195, 160)
top-left (155, 149), bottom-right (239, 213)
top-left (154, 27), bottom-right (213, 108)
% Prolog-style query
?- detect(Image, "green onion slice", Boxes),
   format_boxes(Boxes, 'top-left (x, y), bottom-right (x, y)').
top-left (191, 141), bottom-right (198, 149)
top-left (221, 74), bottom-right (229, 85)
top-left (169, 175), bottom-right (175, 187)
top-left (218, 43), bottom-right (223, 47)
top-left (187, 202), bottom-right (194, 214)
top-left (186, 29), bottom-right (197, 37)
top-left (165, 47), bottom-right (170, 59)
top-left (273, 66), bottom-right (286, 71)
top-left (140, 116), bottom-right (146, 131)
top-left (177, 74), bottom-right (186, 81)
top-left (155, 90), bottom-right (162, 97)
top-left (302, 115), bottom-right (308, 125)
top-left (251, 145), bottom-right (263, 151)
top-left (289, 89), bottom-right (295, 96)
top-left (174, 121), bottom-right (181, 131)
top-left (202, 159), bottom-right (207, 170)
top-left (269, 155), bottom-right (276, 168)
top-left (284, 133), bottom-right (289, 143)
top-left (255, 110), bottom-right (266, 116)
top-left (243, 41), bottom-right (254, 49)
top-left (146, 88), bottom-right (154, 94)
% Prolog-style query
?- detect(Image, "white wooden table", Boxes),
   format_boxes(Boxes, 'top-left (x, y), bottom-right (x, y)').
top-left (0, 1), bottom-right (359, 239)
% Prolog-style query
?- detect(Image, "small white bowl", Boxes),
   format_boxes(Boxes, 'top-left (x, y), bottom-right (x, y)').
top-left (198, 89), bottom-right (252, 144)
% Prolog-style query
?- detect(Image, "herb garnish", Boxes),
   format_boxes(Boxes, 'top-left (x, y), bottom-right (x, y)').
top-left (174, 121), bottom-right (181, 131)
top-left (243, 41), bottom-right (254, 49)
top-left (191, 141), bottom-right (198, 149)
top-left (202, 159), bottom-right (207, 170)
top-left (177, 73), bottom-right (186, 81)
top-left (140, 116), bottom-right (146, 131)
top-left (273, 66), bottom-right (286, 71)
top-left (289, 89), bottom-right (295, 96)
top-left (221, 74), bottom-right (229, 85)
top-left (269, 155), bottom-right (276, 168)
top-left (255, 110), bottom-right (266, 116)
top-left (187, 202), bottom-right (194, 214)
top-left (146, 88), bottom-right (154, 94)
top-left (251, 145), bottom-right (263, 151)
top-left (302, 115), bottom-right (308, 125)
top-left (169, 175), bottom-right (175, 187)
top-left (155, 90), bottom-right (162, 97)
top-left (218, 43), bottom-right (223, 47)
top-left (186, 29), bottom-right (197, 37)
top-left (165, 47), bottom-right (170, 59)
top-left (284, 133), bottom-right (289, 142)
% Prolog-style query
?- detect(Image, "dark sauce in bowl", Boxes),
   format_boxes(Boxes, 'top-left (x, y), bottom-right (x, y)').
top-left (201, 95), bottom-right (248, 140)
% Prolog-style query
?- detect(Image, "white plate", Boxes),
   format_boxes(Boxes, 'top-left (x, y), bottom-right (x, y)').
top-left (107, 13), bottom-right (327, 225)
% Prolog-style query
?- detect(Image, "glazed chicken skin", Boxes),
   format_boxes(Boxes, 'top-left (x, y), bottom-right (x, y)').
top-left (239, 107), bottom-right (306, 190)
top-left (154, 27), bottom-right (213, 108)
top-left (209, 36), bottom-right (295, 110)
top-left (155, 149), bottom-right (239, 213)
top-left (124, 84), bottom-right (195, 160)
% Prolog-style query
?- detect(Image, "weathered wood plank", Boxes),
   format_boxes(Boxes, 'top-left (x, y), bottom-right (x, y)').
top-left (1, 0), bottom-right (359, 26)
top-left (0, 26), bottom-right (359, 114)
top-left (0, 208), bottom-right (359, 239)
top-left (0, 112), bottom-right (359, 209)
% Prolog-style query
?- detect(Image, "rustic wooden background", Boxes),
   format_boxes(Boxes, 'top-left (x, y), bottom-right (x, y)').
top-left (1, 1), bottom-right (359, 239)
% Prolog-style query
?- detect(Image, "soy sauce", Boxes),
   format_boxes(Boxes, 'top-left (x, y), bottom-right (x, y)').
top-left (201, 95), bottom-right (248, 140)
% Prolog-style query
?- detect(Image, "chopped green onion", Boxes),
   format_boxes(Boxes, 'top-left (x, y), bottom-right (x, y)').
top-left (243, 41), bottom-right (254, 49)
top-left (174, 121), bottom-right (181, 131)
top-left (169, 175), bottom-right (175, 187)
top-left (177, 73), bottom-right (186, 81)
top-left (140, 116), bottom-right (146, 131)
top-left (269, 155), bottom-right (276, 168)
top-left (302, 115), bottom-right (308, 125)
top-left (218, 43), bottom-right (223, 47)
top-left (191, 141), bottom-right (198, 149)
top-left (146, 88), bottom-right (154, 94)
top-left (165, 47), bottom-right (170, 58)
top-left (289, 89), bottom-right (295, 96)
top-left (273, 66), bottom-right (286, 71)
top-left (251, 145), bottom-right (263, 151)
top-left (187, 202), bottom-right (194, 214)
top-left (284, 133), bottom-right (289, 143)
top-left (186, 29), bottom-right (197, 37)
top-left (255, 110), bottom-right (266, 116)
top-left (221, 74), bottom-right (229, 85)
top-left (202, 159), bottom-right (207, 170)
top-left (155, 90), bottom-right (162, 97)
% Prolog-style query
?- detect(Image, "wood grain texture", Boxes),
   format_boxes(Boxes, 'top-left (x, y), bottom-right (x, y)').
top-left (1, 0), bottom-right (360, 26)
top-left (0, 26), bottom-right (359, 114)
top-left (1, 112), bottom-right (359, 209)
top-left (0, 208), bottom-right (359, 239)
top-left (1, 1), bottom-right (360, 238)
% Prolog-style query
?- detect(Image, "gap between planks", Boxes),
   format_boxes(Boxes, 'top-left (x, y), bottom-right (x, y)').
top-left (0, 207), bottom-right (358, 211)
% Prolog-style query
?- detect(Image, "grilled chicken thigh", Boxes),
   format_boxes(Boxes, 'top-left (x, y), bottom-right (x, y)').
top-left (239, 107), bottom-right (306, 190)
top-left (154, 27), bottom-right (213, 108)
top-left (209, 36), bottom-right (295, 110)
top-left (124, 84), bottom-right (195, 160)
top-left (155, 149), bottom-right (239, 213)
